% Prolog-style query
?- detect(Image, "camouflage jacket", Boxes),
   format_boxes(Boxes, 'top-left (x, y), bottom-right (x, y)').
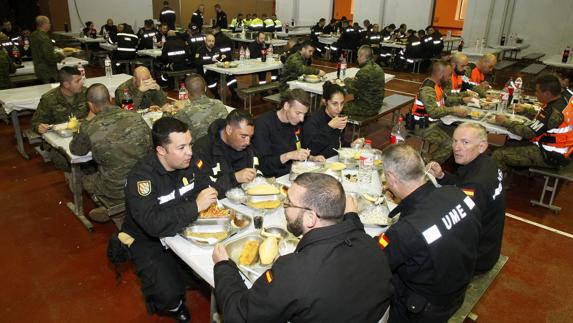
top-left (69, 105), bottom-right (152, 201)
top-left (344, 59), bottom-right (385, 109)
top-left (114, 79), bottom-right (168, 110)
top-left (503, 98), bottom-right (566, 140)
top-left (0, 48), bottom-right (16, 89)
top-left (417, 78), bottom-right (461, 119)
top-left (31, 86), bottom-right (89, 132)
top-left (280, 51), bottom-right (319, 93)
top-left (30, 30), bottom-right (63, 83)
top-left (173, 95), bottom-right (229, 139)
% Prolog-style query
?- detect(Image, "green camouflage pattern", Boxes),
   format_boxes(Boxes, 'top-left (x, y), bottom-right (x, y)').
top-left (173, 95), bottom-right (229, 139)
top-left (491, 144), bottom-right (550, 171)
top-left (343, 59), bottom-right (386, 117)
top-left (69, 105), bottom-right (152, 202)
top-left (114, 79), bottom-right (168, 110)
top-left (443, 79), bottom-right (471, 106)
top-left (280, 51), bottom-right (319, 95)
top-left (0, 48), bottom-right (16, 89)
top-left (417, 78), bottom-right (456, 119)
top-left (414, 123), bottom-right (454, 163)
top-left (30, 86), bottom-right (88, 132)
top-left (30, 30), bottom-right (63, 83)
top-left (502, 108), bottom-right (563, 140)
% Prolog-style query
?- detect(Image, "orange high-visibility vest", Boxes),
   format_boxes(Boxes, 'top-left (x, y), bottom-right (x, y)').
top-left (532, 98), bottom-right (573, 157)
top-left (411, 79), bottom-right (445, 121)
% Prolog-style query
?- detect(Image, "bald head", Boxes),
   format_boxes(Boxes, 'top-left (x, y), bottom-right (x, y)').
top-left (133, 66), bottom-right (152, 87)
top-left (431, 60), bottom-right (452, 85)
top-left (86, 84), bottom-right (111, 113)
top-left (478, 54), bottom-right (497, 74)
top-left (184, 74), bottom-right (206, 98)
top-left (36, 16), bottom-right (51, 31)
top-left (451, 52), bottom-right (468, 65)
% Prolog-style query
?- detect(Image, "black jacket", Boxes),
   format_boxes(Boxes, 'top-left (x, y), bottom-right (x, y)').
top-left (137, 28), bottom-right (160, 50)
top-left (194, 44), bottom-right (221, 68)
top-left (121, 152), bottom-right (212, 243)
top-left (161, 35), bottom-right (190, 70)
top-left (216, 10), bottom-right (228, 29)
top-left (193, 119), bottom-right (258, 197)
top-left (247, 41), bottom-right (266, 59)
top-left (160, 6), bottom-right (176, 30)
top-left (383, 183), bottom-right (481, 321)
top-left (191, 9), bottom-right (204, 31)
top-left (252, 110), bottom-right (300, 177)
top-left (215, 32), bottom-right (233, 59)
top-left (439, 154), bottom-right (505, 272)
top-left (302, 107), bottom-right (348, 158)
top-left (214, 213), bottom-right (393, 323)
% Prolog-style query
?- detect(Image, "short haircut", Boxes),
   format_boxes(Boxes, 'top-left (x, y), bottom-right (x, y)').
top-left (399, 23), bottom-right (407, 29)
top-left (280, 88), bottom-right (310, 109)
top-left (257, 31), bottom-right (265, 38)
top-left (300, 40), bottom-right (314, 49)
top-left (184, 73), bottom-right (206, 96)
top-left (536, 74), bottom-right (562, 96)
top-left (144, 19), bottom-right (154, 27)
top-left (152, 117), bottom-right (189, 148)
top-left (381, 144), bottom-right (426, 183)
top-left (86, 83), bottom-right (110, 107)
top-left (58, 66), bottom-right (81, 84)
top-left (556, 69), bottom-right (573, 83)
top-left (322, 82), bottom-right (345, 101)
top-left (457, 122), bottom-right (488, 142)
top-left (294, 173), bottom-right (346, 221)
top-left (431, 60), bottom-right (449, 75)
top-left (214, 4), bottom-right (221, 9)
top-left (388, 24), bottom-right (396, 29)
top-left (319, 18), bottom-right (326, 23)
top-left (226, 109), bottom-right (254, 127)
top-left (85, 21), bottom-right (93, 27)
top-left (418, 29), bottom-right (426, 36)
top-left (358, 45), bottom-right (373, 59)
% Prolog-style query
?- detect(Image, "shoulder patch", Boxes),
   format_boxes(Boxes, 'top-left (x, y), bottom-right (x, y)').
top-left (196, 159), bottom-right (204, 169)
top-left (137, 180), bottom-right (151, 196)
top-left (462, 188), bottom-right (475, 198)
top-left (378, 233), bottom-right (390, 249)
top-left (265, 270), bottom-right (273, 284)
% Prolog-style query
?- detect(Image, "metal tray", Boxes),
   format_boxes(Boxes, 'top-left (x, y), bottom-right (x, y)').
top-left (180, 211), bottom-right (252, 247)
top-left (224, 233), bottom-right (269, 283)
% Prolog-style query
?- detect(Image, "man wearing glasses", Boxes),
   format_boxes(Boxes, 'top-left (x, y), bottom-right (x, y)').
top-left (211, 173), bottom-right (393, 322)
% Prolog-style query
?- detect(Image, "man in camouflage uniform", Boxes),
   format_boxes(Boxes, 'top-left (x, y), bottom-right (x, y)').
top-left (342, 45), bottom-right (385, 117)
top-left (115, 66), bottom-right (168, 110)
top-left (449, 52), bottom-right (486, 97)
top-left (280, 41), bottom-right (326, 96)
top-left (492, 75), bottom-right (569, 171)
top-left (30, 16), bottom-right (64, 83)
top-left (412, 60), bottom-right (474, 163)
top-left (70, 84), bottom-right (152, 223)
top-left (174, 74), bottom-right (229, 139)
top-left (0, 32), bottom-right (16, 89)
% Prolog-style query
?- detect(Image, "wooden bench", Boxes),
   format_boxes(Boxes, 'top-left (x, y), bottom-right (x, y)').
top-left (263, 93), bottom-right (281, 104)
top-left (347, 94), bottom-right (414, 141)
top-left (449, 255), bottom-right (509, 323)
top-left (162, 68), bottom-right (197, 90)
top-left (521, 52), bottom-right (545, 63)
top-left (520, 63), bottom-right (547, 90)
top-left (492, 60), bottom-right (517, 84)
top-left (528, 162), bottom-right (573, 213)
top-left (238, 82), bottom-right (280, 113)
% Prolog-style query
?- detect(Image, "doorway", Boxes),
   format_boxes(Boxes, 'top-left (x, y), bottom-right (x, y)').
top-left (432, 0), bottom-right (467, 36)
top-left (333, 0), bottom-right (354, 22)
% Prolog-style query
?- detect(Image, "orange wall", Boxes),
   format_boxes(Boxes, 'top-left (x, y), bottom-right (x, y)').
top-left (433, 0), bottom-right (464, 30)
top-left (39, 0), bottom-right (71, 31)
top-left (333, 0), bottom-right (353, 22)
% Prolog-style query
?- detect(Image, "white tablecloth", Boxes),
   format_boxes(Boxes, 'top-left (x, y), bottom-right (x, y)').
top-left (542, 54), bottom-right (573, 69)
top-left (75, 36), bottom-right (106, 43)
top-left (318, 36), bottom-right (338, 45)
top-left (137, 49), bottom-right (162, 58)
top-left (381, 42), bottom-right (406, 50)
top-left (99, 42), bottom-right (116, 51)
top-left (0, 74), bottom-right (131, 113)
top-left (275, 29), bottom-right (311, 38)
top-left (42, 131), bottom-right (93, 163)
top-left (228, 36), bottom-right (288, 47)
top-left (441, 115), bottom-right (522, 140)
top-left (12, 57), bottom-right (89, 76)
top-left (489, 43), bottom-right (529, 51)
top-left (287, 68), bottom-right (395, 95)
top-left (204, 58), bottom-right (282, 75)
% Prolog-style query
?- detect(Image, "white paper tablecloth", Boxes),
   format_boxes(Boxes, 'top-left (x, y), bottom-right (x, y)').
top-left (204, 58), bottom-right (282, 75)
top-left (42, 130), bottom-right (93, 163)
top-left (287, 68), bottom-right (395, 95)
top-left (543, 54), bottom-right (573, 69)
top-left (12, 57), bottom-right (89, 76)
top-left (441, 115), bottom-right (523, 140)
top-left (137, 49), bottom-right (162, 58)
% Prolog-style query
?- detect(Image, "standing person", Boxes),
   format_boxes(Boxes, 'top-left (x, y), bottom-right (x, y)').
top-left (191, 4), bottom-right (205, 33)
top-left (253, 89), bottom-right (325, 177)
top-left (69, 84), bottom-right (152, 224)
top-left (160, 1), bottom-right (176, 30)
top-left (380, 144), bottom-right (482, 322)
top-left (212, 172), bottom-right (393, 322)
top-left (118, 117), bottom-right (218, 322)
top-left (137, 19), bottom-right (160, 50)
top-left (0, 33), bottom-right (16, 89)
top-left (30, 16), bottom-right (64, 83)
top-left (427, 123), bottom-right (505, 273)
top-left (229, 13), bottom-right (244, 32)
top-left (214, 4), bottom-right (227, 29)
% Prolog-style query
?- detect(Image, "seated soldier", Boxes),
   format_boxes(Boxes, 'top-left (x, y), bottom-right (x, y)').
top-left (161, 30), bottom-right (191, 72)
top-left (450, 52), bottom-right (487, 97)
top-left (381, 144), bottom-right (482, 322)
top-left (468, 53), bottom-right (497, 88)
top-left (193, 110), bottom-right (258, 198)
top-left (279, 41), bottom-right (325, 96)
top-left (174, 74), bottom-right (229, 139)
top-left (427, 123), bottom-right (506, 273)
top-left (342, 45), bottom-right (386, 117)
top-left (114, 66), bottom-right (169, 111)
top-left (212, 173), bottom-right (393, 322)
top-left (253, 89), bottom-right (324, 177)
top-left (492, 74), bottom-right (572, 171)
top-left (69, 84), bottom-right (152, 224)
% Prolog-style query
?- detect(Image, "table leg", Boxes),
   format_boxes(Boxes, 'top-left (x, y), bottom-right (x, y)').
top-left (220, 74), bottom-right (227, 104)
top-left (66, 163), bottom-right (94, 232)
top-left (11, 111), bottom-right (30, 160)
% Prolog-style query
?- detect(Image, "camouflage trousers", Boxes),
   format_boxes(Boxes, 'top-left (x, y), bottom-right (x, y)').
top-left (414, 123), bottom-right (455, 164)
top-left (342, 100), bottom-right (380, 117)
top-left (82, 172), bottom-right (124, 206)
top-left (491, 143), bottom-right (551, 172)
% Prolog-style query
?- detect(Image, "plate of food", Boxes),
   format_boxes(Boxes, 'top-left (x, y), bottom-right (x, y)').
top-left (216, 61), bottom-right (239, 68)
top-left (359, 204), bottom-right (396, 226)
top-left (303, 74), bottom-right (322, 83)
top-left (479, 98), bottom-right (500, 110)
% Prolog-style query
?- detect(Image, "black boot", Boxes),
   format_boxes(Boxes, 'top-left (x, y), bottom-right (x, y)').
top-left (170, 304), bottom-right (191, 323)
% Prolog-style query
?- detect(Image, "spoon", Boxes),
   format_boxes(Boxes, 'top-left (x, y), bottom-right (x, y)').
top-left (190, 236), bottom-right (220, 244)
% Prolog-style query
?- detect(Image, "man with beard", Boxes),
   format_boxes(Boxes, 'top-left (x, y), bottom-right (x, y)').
top-left (212, 172), bottom-right (393, 322)
top-left (449, 52), bottom-right (486, 97)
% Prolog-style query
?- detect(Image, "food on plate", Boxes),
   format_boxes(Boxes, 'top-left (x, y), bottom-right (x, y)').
top-left (239, 240), bottom-right (260, 265)
top-left (184, 231), bottom-right (229, 241)
top-left (247, 200), bottom-right (282, 209)
top-left (224, 61), bottom-right (230, 68)
top-left (362, 193), bottom-right (378, 202)
top-left (148, 105), bottom-right (162, 112)
top-left (359, 204), bottom-right (393, 226)
top-left (291, 161), bottom-right (322, 174)
top-left (231, 213), bottom-right (248, 228)
top-left (344, 173), bottom-right (358, 183)
top-left (469, 110), bottom-right (484, 119)
top-left (305, 74), bottom-right (319, 80)
top-left (67, 116), bottom-right (78, 130)
top-left (327, 162), bottom-right (346, 171)
top-left (259, 237), bottom-right (279, 265)
top-left (246, 184), bottom-right (280, 196)
top-left (199, 203), bottom-right (231, 218)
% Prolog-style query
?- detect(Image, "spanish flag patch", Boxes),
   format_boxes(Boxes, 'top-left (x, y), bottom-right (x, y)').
top-left (265, 270), bottom-right (273, 284)
top-left (462, 188), bottom-right (475, 198)
top-left (378, 234), bottom-right (390, 249)
top-left (196, 159), bottom-right (203, 169)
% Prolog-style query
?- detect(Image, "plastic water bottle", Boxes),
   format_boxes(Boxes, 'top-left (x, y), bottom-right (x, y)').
top-left (239, 46), bottom-right (245, 61)
top-left (390, 118), bottom-right (405, 144)
top-left (508, 34), bottom-right (514, 46)
top-left (268, 44), bottom-right (273, 56)
top-left (562, 46), bottom-right (571, 63)
top-left (152, 34), bottom-right (158, 48)
top-left (245, 47), bottom-right (251, 59)
top-left (178, 83), bottom-right (189, 100)
top-left (340, 54), bottom-right (347, 78)
top-left (104, 55), bottom-right (112, 78)
top-left (358, 139), bottom-right (374, 184)
top-left (77, 62), bottom-right (86, 82)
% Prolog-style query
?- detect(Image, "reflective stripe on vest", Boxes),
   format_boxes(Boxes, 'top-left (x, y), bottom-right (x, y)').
top-left (168, 50), bottom-right (186, 56)
top-left (532, 102), bottom-right (573, 157)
